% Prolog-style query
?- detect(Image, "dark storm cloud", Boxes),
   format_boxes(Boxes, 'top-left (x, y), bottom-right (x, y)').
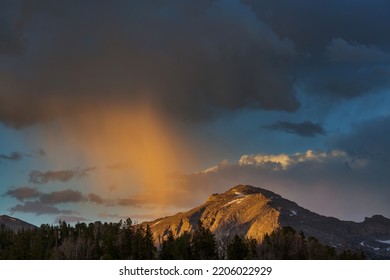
top-left (0, 0), bottom-right (299, 128)
top-left (243, 0), bottom-right (390, 100)
top-left (4, 186), bottom-right (41, 201)
top-left (2, 1), bottom-right (390, 128)
top-left (243, 0), bottom-right (390, 53)
top-left (326, 38), bottom-right (390, 63)
top-left (263, 120), bottom-right (326, 137)
top-left (9, 201), bottom-right (78, 216)
top-left (29, 167), bottom-right (95, 184)
top-left (0, 151), bottom-right (23, 161)
top-left (0, 1), bottom-right (24, 54)
top-left (302, 39), bottom-right (390, 99)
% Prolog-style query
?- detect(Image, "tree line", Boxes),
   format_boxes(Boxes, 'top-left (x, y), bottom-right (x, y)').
top-left (0, 219), bottom-right (364, 260)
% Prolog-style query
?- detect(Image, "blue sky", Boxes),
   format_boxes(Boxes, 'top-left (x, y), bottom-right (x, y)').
top-left (1, 0), bottom-right (390, 225)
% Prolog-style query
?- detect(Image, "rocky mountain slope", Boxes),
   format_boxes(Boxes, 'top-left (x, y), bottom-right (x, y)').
top-left (143, 185), bottom-right (390, 259)
top-left (0, 215), bottom-right (37, 232)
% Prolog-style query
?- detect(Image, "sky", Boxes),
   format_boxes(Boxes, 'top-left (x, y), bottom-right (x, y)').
top-left (1, 0), bottom-right (390, 225)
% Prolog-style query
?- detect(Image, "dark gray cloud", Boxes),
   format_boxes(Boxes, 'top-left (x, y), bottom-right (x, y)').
top-left (0, 0), bottom-right (299, 128)
top-left (0, 1), bottom-right (24, 54)
top-left (29, 170), bottom-right (79, 184)
top-left (326, 38), bottom-right (390, 63)
top-left (5, 187), bottom-right (86, 204)
top-left (116, 198), bottom-right (143, 208)
top-left (2, 1), bottom-right (390, 128)
top-left (29, 167), bottom-right (95, 184)
top-left (4, 186), bottom-right (41, 201)
top-left (88, 193), bottom-right (143, 208)
top-left (243, 0), bottom-right (390, 100)
top-left (0, 150), bottom-right (46, 162)
top-left (40, 189), bottom-right (86, 204)
top-left (87, 193), bottom-right (105, 204)
top-left (86, 193), bottom-right (144, 207)
top-left (243, 0), bottom-right (390, 54)
top-left (302, 58), bottom-right (390, 99)
top-left (4, 185), bottom-right (144, 210)
top-left (9, 201), bottom-right (78, 216)
top-left (0, 151), bottom-right (23, 161)
top-left (263, 120), bottom-right (326, 137)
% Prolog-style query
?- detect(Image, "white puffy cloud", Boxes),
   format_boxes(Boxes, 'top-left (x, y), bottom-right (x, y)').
top-left (236, 150), bottom-right (361, 170)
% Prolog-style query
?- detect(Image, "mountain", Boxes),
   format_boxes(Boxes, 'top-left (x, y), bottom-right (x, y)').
top-left (143, 185), bottom-right (390, 259)
top-left (0, 215), bottom-right (37, 232)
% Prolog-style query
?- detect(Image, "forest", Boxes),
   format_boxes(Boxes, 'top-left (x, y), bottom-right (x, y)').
top-left (0, 219), bottom-right (365, 260)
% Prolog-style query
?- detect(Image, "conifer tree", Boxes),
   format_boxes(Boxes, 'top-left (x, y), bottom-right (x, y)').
top-left (191, 220), bottom-right (218, 260)
top-left (159, 230), bottom-right (176, 259)
top-left (174, 231), bottom-right (192, 259)
top-left (227, 234), bottom-right (249, 259)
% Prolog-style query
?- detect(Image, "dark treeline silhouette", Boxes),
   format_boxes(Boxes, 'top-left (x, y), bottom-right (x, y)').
top-left (0, 220), bottom-right (364, 260)
top-left (226, 226), bottom-right (365, 260)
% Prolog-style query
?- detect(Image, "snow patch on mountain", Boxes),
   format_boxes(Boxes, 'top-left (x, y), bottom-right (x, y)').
top-left (223, 197), bottom-right (247, 207)
top-left (153, 221), bottom-right (161, 226)
top-left (377, 240), bottom-right (390, 244)
top-left (234, 192), bottom-right (245, 197)
top-left (289, 210), bottom-right (297, 216)
top-left (359, 241), bottom-right (380, 250)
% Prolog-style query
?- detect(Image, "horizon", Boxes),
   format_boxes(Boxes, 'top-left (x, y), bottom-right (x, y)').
top-left (1, 0), bottom-right (390, 226)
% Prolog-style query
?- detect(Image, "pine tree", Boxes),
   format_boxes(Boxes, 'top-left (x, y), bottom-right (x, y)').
top-left (119, 218), bottom-right (133, 259)
top-left (159, 230), bottom-right (176, 259)
top-left (191, 220), bottom-right (218, 260)
top-left (143, 225), bottom-right (156, 259)
top-left (175, 231), bottom-right (192, 259)
top-left (227, 234), bottom-right (249, 259)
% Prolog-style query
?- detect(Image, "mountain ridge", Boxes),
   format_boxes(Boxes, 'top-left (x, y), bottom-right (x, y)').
top-left (143, 184), bottom-right (390, 259)
top-left (0, 214), bottom-right (37, 232)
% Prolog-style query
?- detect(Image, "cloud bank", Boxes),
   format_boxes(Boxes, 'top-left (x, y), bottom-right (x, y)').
top-left (0, 0), bottom-right (299, 128)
